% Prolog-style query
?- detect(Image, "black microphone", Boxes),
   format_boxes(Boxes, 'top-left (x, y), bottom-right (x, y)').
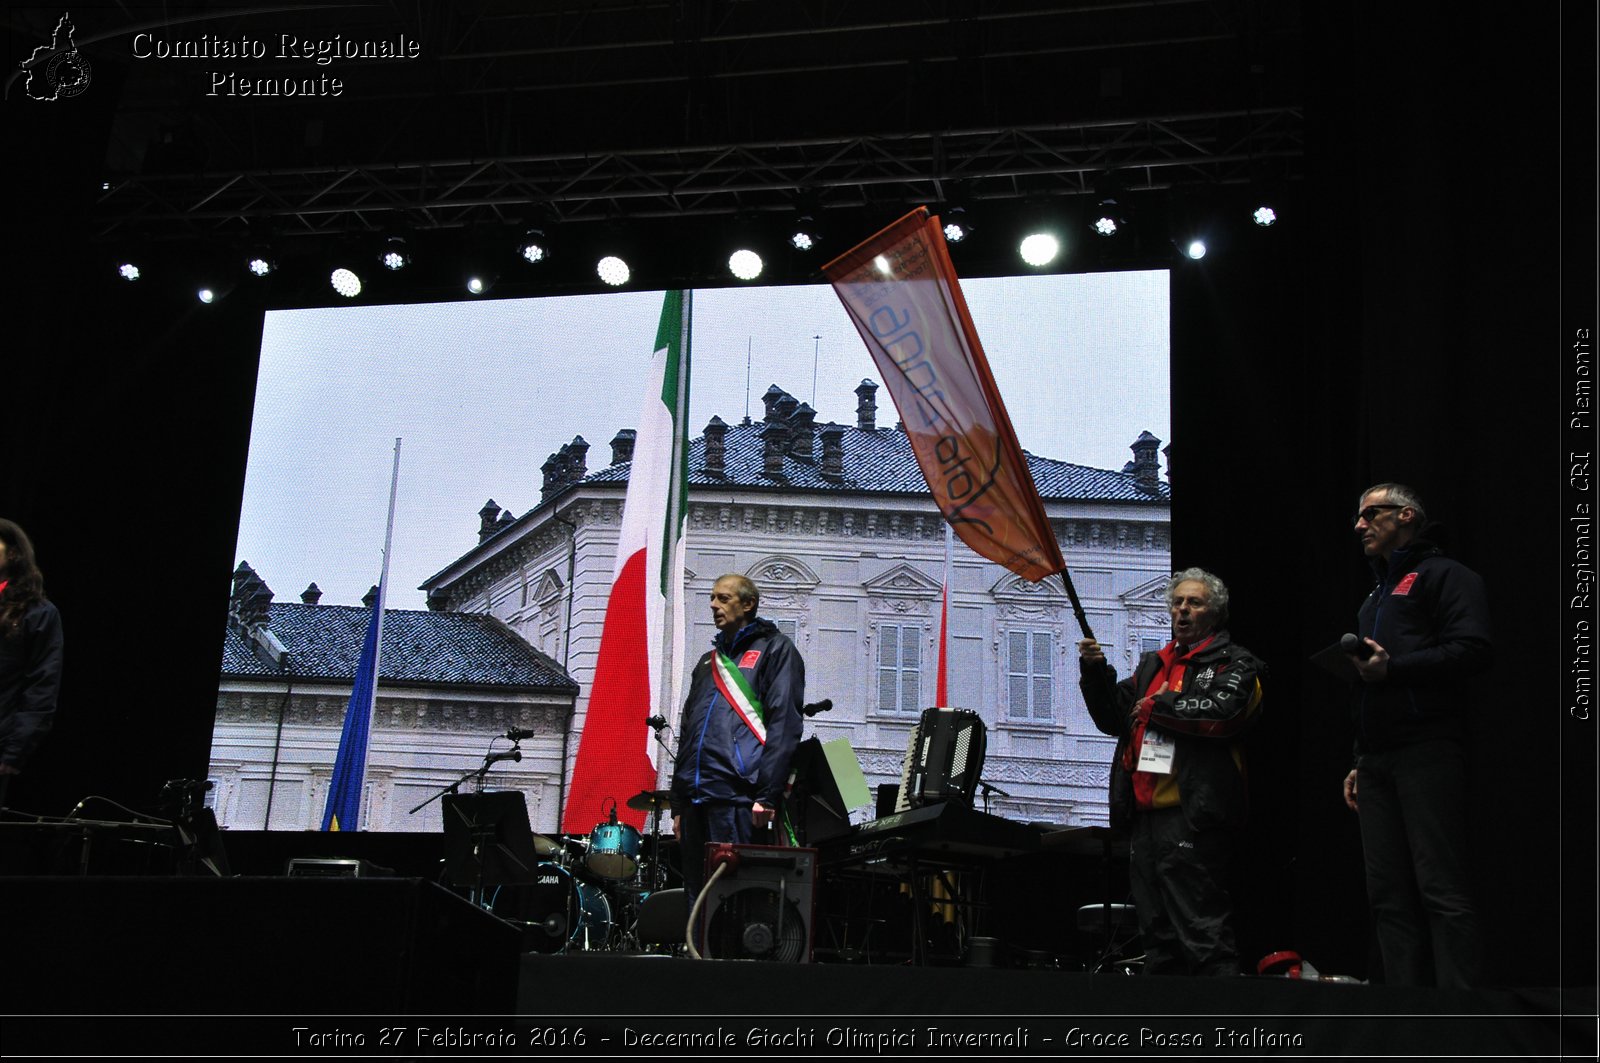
top-left (646, 715), bottom-right (668, 731)
top-left (486, 749), bottom-right (522, 765)
top-left (504, 728), bottom-right (536, 741)
top-left (1340, 633), bottom-right (1375, 660)
top-left (801, 698), bottom-right (834, 718)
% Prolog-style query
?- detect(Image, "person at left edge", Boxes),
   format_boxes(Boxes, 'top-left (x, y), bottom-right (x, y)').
top-left (670, 573), bottom-right (805, 903)
top-left (0, 519), bottom-right (65, 809)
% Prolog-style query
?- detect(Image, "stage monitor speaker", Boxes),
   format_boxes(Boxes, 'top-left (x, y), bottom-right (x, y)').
top-left (894, 707), bottom-right (987, 811)
top-left (701, 845), bottom-right (816, 963)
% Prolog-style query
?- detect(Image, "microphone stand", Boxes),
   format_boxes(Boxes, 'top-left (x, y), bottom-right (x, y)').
top-left (647, 723), bottom-right (673, 891)
top-left (408, 744), bottom-right (523, 816)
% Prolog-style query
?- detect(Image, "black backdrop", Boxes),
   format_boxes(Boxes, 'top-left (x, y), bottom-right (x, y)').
top-left (3, 1), bottom-right (1593, 991)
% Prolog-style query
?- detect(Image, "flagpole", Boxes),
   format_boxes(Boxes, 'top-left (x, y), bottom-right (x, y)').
top-left (374, 436), bottom-right (402, 704)
top-left (320, 437), bottom-right (402, 832)
top-left (1059, 569), bottom-right (1094, 641)
top-left (656, 290), bottom-right (691, 795)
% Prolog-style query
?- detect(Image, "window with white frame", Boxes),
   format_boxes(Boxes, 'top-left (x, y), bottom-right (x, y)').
top-left (1007, 629), bottom-right (1054, 721)
top-left (876, 622), bottom-right (923, 715)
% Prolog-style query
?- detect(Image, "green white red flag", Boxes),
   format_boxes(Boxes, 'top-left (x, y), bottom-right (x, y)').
top-left (562, 290), bottom-right (691, 833)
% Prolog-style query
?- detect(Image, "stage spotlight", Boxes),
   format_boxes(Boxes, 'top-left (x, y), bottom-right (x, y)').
top-left (942, 207), bottom-right (973, 244)
top-left (380, 236), bottom-right (412, 271)
top-left (597, 255), bottom-right (630, 286)
top-left (197, 287), bottom-right (216, 304)
top-left (118, 263), bottom-right (141, 281)
top-left (788, 212), bottom-right (821, 251)
top-left (1253, 206), bottom-right (1278, 227)
top-left (246, 254), bottom-right (275, 277)
top-left (729, 249), bottom-right (763, 281)
top-left (1091, 197), bottom-right (1125, 237)
top-left (466, 275), bottom-right (490, 295)
top-left (1185, 239), bottom-right (1208, 260)
top-left (517, 227), bottom-right (549, 265)
top-left (330, 267), bottom-right (363, 298)
top-left (1019, 232), bottom-right (1060, 267)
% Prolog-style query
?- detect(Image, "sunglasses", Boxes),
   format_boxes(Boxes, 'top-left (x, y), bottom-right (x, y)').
top-left (1353, 504), bottom-right (1404, 526)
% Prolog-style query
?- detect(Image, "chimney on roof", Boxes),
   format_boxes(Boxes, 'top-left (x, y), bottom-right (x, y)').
top-left (762, 421), bottom-right (789, 480)
top-left (789, 402), bottom-right (816, 461)
top-left (540, 452), bottom-right (562, 501)
top-left (820, 422), bottom-right (846, 481)
top-left (855, 379), bottom-right (879, 430)
top-left (566, 435), bottom-right (589, 481)
top-left (478, 499), bottom-right (502, 542)
top-left (610, 428), bottom-right (636, 465)
top-left (363, 584), bottom-right (380, 608)
top-left (703, 416), bottom-right (728, 477)
top-left (1129, 431), bottom-right (1161, 492)
top-left (761, 384), bottom-right (788, 423)
top-left (496, 510), bottom-right (516, 533)
top-left (230, 561), bottom-right (274, 631)
top-left (229, 561), bottom-right (286, 668)
top-left (301, 583), bottom-right (323, 605)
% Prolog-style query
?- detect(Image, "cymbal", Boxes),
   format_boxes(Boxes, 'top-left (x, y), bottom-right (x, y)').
top-left (531, 833), bottom-right (565, 856)
top-left (626, 789), bottom-right (673, 812)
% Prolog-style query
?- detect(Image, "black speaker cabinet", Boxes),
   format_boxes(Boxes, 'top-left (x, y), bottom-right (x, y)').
top-left (1, 876), bottom-right (522, 1013)
top-left (700, 845), bottom-right (816, 963)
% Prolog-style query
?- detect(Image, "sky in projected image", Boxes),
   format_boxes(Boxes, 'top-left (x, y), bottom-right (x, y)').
top-left (234, 271), bottom-right (1169, 610)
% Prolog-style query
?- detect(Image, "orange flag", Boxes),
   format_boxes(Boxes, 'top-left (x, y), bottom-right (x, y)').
top-left (823, 207), bottom-right (1067, 584)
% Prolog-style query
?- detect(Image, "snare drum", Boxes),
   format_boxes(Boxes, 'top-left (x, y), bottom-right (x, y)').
top-left (586, 821), bottom-right (641, 879)
top-left (492, 862), bottom-right (611, 953)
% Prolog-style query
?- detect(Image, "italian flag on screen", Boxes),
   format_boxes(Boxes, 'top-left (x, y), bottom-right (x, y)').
top-left (562, 290), bottom-right (690, 833)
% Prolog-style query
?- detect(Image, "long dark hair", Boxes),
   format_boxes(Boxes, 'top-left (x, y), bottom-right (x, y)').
top-left (0, 518), bottom-right (46, 638)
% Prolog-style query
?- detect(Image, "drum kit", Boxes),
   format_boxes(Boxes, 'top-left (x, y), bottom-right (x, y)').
top-left (489, 788), bottom-right (677, 954)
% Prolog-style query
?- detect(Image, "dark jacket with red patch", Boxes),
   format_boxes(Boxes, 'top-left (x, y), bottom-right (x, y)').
top-left (670, 617), bottom-right (805, 814)
top-left (1080, 630), bottom-right (1264, 832)
top-left (1354, 535), bottom-right (1492, 754)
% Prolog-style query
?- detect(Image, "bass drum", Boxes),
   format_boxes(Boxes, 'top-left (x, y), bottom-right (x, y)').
top-left (492, 862), bottom-right (612, 953)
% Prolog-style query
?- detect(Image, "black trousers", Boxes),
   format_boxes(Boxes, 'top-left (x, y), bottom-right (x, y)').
top-left (1357, 739), bottom-right (1485, 988)
top-left (1128, 806), bottom-right (1240, 976)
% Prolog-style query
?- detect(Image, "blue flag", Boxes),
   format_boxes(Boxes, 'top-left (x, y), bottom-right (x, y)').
top-left (321, 595), bottom-right (382, 831)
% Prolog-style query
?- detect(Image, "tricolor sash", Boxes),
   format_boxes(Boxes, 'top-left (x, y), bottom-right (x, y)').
top-left (712, 651), bottom-right (767, 744)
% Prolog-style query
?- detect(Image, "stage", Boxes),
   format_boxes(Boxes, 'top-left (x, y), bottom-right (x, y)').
top-left (0, 870), bottom-right (1591, 1058)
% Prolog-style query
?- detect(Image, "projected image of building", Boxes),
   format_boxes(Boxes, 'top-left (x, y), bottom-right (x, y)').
top-left (417, 378), bottom-right (1171, 833)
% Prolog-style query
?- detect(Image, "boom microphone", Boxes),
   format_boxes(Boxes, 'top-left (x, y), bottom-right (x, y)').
top-left (504, 728), bottom-right (536, 741)
top-left (646, 715), bottom-right (668, 731)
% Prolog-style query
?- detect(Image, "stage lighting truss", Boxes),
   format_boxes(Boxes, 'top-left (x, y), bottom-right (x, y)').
top-left (330, 267), bottom-right (363, 298)
top-left (1252, 206), bottom-right (1278, 227)
top-left (1019, 232), bottom-right (1060, 267)
top-left (729, 248), bottom-right (763, 281)
top-left (597, 255), bottom-right (630, 286)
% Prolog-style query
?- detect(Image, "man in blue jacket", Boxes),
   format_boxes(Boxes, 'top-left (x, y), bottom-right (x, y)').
top-left (670, 573), bottom-right (805, 902)
top-left (1343, 482), bottom-right (1491, 988)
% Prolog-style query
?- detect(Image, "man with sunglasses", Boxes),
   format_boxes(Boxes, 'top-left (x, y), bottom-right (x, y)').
top-left (1343, 483), bottom-right (1491, 988)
